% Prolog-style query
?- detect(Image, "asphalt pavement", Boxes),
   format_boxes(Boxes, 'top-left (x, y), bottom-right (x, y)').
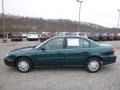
top-left (0, 39), bottom-right (120, 90)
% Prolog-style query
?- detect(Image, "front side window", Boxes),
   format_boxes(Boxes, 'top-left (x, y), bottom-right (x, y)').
top-left (67, 38), bottom-right (90, 48)
top-left (43, 38), bottom-right (64, 50)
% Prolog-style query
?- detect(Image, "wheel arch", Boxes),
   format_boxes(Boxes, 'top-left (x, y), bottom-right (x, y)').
top-left (14, 56), bottom-right (33, 67)
top-left (85, 55), bottom-right (103, 65)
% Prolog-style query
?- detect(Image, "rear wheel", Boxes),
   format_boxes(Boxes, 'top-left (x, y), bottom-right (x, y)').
top-left (85, 57), bottom-right (102, 73)
top-left (16, 57), bottom-right (32, 73)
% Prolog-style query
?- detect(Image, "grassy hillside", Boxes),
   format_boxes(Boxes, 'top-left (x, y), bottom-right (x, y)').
top-left (0, 14), bottom-right (119, 33)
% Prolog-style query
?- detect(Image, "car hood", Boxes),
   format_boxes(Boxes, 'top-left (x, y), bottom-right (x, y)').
top-left (10, 46), bottom-right (34, 53)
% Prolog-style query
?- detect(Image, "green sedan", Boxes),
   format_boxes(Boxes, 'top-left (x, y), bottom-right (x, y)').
top-left (4, 36), bottom-right (116, 73)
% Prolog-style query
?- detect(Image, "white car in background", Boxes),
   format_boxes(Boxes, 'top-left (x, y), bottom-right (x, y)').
top-left (27, 32), bottom-right (39, 41)
top-left (75, 32), bottom-right (88, 38)
top-left (58, 32), bottom-right (88, 38)
top-left (58, 32), bottom-right (76, 36)
top-left (22, 33), bottom-right (27, 38)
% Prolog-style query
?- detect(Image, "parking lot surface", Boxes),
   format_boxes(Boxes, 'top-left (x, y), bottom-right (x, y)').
top-left (0, 39), bottom-right (120, 90)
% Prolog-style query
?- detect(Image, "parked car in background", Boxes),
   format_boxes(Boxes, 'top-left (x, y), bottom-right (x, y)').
top-left (64, 32), bottom-right (78, 36)
top-left (39, 33), bottom-right (48, 42)
top-left (8, 32), bottom-right (12, 38)
top-left (100, 33), bottom-right (108, 41)
top-left (87, 32), bottom-right (93, 40)
top-left (91, 33), bottom-right (100, 41)
top-left (22, 33), bottom-right (27, 38)
top-left (27, 32), bottom-right (39, 41)
top-left (4, 36), bottom-right (116, 73)
top-left (54, 32), bottom-right (60, 36)
top-left (115, 33), bottom-right (120, 40)
top-left (38, 32), bottom-right (42, 38)
top-left (108, 33), bottom-right (115, 40)
top-left (57, 32), bottom-right (88, 38)
top-left (0, 33), bottom-right (4, 38)
top-left (75, 32), bottom-right (88, 38)
top-left (11, 32), bottom-right (22, 41)
top-left (57, 32), bottom-right (76, 36)
top-left (58, 32), bottom-right (69, 36)
top-left (40, 32), bottom-right (53, 42)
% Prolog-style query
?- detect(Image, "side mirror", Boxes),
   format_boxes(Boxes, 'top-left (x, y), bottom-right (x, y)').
top-left (40, 47), bottom-right (46, 51)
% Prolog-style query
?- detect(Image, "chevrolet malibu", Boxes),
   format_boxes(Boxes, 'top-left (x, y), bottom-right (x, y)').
top-left (4, 36), bottom-right (116, 73)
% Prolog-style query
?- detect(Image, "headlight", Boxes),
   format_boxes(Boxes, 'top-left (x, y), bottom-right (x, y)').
top-left (6, 53), bottom-right (9, 57)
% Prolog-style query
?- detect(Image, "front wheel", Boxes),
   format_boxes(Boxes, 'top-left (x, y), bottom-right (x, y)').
top-left (85, 57), bottom-right (102, 73)
top-left (16, 57), bottom-right (32, 73)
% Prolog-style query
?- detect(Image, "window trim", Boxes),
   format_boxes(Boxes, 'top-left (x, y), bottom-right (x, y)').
top-left (83, 39), bottom-right (90, 48)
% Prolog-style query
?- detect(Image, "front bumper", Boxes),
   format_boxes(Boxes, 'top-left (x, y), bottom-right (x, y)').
top-left (102, 55), bottom-right (117, 65)
top-left (27, 38), bottom-right (38, 40)
top-left (4, 57), bottom-right (15, 67)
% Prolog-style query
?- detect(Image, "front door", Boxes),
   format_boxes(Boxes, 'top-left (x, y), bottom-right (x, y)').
top-left (35, 37), bottom-right (65, 66)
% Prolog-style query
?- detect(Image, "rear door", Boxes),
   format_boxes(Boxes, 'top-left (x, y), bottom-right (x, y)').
top-left (64, 37), bottom-right (90, 65)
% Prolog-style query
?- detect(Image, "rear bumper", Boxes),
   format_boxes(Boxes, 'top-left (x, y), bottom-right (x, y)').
top-left (102, 38), bottom-right (108, 40)
top-left (40, 38), bottom-right (47, 42)
top-left (11, 38), bottom-right (22, 41)
top-left (102, 55), bottom-right (117, 65)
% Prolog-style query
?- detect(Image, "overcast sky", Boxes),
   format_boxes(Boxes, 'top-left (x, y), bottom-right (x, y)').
top-left (0, 0), bottom-right (120, 28)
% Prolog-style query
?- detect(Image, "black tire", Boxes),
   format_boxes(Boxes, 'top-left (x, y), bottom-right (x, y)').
top-left (85, 57), bottom-right (102, 73)
top-left (27, 38), bottom-right (30, 41)
top-left (16, 57), bottom-right (32, 73)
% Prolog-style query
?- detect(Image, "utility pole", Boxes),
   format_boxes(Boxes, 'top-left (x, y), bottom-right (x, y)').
top-left (2, 0), bottom-right (7, 42)
top-left (76, 0), bottom-right (83, 32)
top-left (117, 10), bottom-right (120, 28)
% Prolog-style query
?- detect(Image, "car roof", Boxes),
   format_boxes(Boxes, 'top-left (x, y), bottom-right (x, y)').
top-left (51, 36), bottom-right (97, 45)
top-left (52, 36), bottom-right (87, 39)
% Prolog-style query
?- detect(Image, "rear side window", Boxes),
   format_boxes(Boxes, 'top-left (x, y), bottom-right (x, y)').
top-left (67, 38), bottom-right (90, 48)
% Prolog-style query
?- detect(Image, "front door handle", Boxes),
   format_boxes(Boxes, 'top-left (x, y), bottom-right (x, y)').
top-left (83, 52), bottom-right (89, 54)
top-left (57, 52), bottom-right (62, 55)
